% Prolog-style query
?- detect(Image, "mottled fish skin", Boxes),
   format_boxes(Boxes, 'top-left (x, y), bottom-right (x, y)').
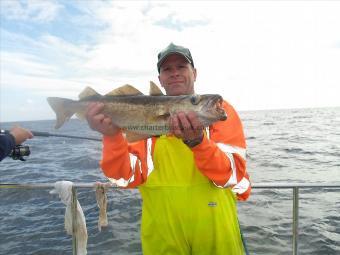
top-left (47, 82), bottom-right (227, 141)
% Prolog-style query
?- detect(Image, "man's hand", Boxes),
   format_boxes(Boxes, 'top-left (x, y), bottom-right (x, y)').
top-left (170, 111), bottom-right (204, 146)
top-left (85, 102), bottom-right (119, 136)
top-left (10, 126), bottom-right (33, 145)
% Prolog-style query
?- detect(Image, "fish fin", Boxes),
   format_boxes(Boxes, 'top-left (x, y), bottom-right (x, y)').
top-left (155, 112), bottom-right (171, 121)
top-left (151, 105), bottom-right (170, 120)
top-left (124, 131), bottom-right (150, 143)
top-left (106, 84), bottom-right (143, 96)
top-left (47, 97), bottom-right (76, 129)
top-left (79, 86), bottom-right (100, 100)
top-left (149, 81), bottom-right (164, 96)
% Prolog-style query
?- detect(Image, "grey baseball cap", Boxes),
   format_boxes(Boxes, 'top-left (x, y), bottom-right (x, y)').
top-left (157, 43), bottom-right (194, 73)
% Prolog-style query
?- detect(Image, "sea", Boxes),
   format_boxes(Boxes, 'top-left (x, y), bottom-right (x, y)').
top-left (0, 107), bottom-right (339, 255)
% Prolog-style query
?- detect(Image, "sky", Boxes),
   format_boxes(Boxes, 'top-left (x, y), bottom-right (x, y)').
top-left (0, 0), bottom-right (339, 122)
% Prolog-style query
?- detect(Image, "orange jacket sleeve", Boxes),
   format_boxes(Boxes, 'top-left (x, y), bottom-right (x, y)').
top-left (100, 131), bottom-right (149, 188)
top-left (191, 101), bottom-right (251, 200)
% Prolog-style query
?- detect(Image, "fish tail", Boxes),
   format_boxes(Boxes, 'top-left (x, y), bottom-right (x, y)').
top-left (47, 97), bottom-right (76, 129)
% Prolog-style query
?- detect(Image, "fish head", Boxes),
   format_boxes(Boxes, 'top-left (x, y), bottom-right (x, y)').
top-left (187, 94), bottom-right (227, 126)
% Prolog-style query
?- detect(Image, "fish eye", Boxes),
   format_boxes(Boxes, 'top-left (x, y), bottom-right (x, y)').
top-left (190, 95), bottom-right (201, 105)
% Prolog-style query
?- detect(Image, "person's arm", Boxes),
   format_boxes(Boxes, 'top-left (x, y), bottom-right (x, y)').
top-left (191, 101), bottom-right (251, 200)
top-left (100, 131), bottom-right (150, 187)
top-left (0, 126), bottom-right (33, 161)
top-left (0, 133), bottom-right (15, 161)
top-left (85, 103), bottom-right (149, 188)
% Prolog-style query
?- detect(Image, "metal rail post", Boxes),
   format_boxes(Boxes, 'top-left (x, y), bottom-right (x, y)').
top-left (293, 187), bottom-right (299, 255)
top-left (71, 186), bottom-right (78, 255)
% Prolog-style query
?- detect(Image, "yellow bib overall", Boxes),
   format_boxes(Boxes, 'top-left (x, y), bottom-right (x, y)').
top-left (139, 135), bottom-right (244, 255)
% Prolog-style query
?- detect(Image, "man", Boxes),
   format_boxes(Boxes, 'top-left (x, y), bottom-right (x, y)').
top-left (0, 126), bottom-right (33, 161)
top-left (86, 43), bottom-right (251, 254)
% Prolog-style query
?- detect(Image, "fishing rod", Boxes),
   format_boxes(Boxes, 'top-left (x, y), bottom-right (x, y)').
top-left (1, 129), bottom-right (101, 161)
top-left (30, 131), bottom-right (102, 142)
top-left (1, 129), bottom-right (101, 142)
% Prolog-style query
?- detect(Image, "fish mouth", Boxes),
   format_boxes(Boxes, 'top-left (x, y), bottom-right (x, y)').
top-left (206, 95), bottom-right (227, 121)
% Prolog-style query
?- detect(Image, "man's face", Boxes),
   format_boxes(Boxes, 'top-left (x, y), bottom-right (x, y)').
top-left (158, 54), bottom-right (197, 96)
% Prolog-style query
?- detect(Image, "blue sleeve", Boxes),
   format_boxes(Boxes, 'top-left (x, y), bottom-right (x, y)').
top-left (0, 134), bottom-right (16, 161)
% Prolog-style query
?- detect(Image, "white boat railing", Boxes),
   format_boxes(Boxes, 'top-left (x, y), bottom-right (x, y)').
top-left (1, 182), bottom-right (340, 255)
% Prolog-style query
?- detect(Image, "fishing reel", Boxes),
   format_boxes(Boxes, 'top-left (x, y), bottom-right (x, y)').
top-left (0, 129), bottom-right (31, 161)
top-left (10, 145), bottom-right (30, 161)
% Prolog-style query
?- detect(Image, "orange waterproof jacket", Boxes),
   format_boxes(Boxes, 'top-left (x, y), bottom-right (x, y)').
top-left (100, 100), bottom-right (251, 201)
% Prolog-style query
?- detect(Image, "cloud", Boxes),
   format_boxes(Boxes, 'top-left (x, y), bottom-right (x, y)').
top-left (0, 0), bottom-right (62, 22)
top-left (1, 1), bottom-right (340, 122)
top-left (2, 51), bottom-right (57, 77)
top-left (154, 14), bottom-right (209, 31)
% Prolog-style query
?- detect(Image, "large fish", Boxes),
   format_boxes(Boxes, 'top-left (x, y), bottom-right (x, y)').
top-left (47, 82), bottom-right (227, 142)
